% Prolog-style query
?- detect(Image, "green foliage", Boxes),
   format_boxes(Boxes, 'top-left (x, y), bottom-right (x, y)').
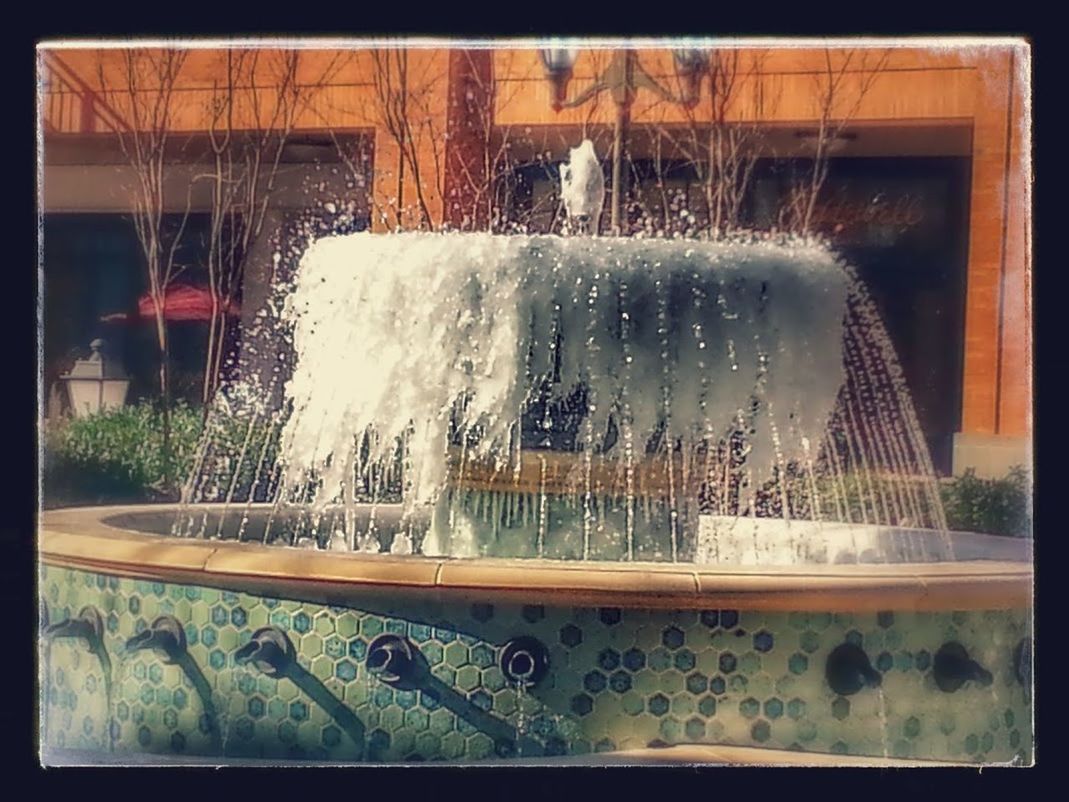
top-left (43, 402), bottom-right (205, 506)
top-left (193, 410), bottom-right (284, 504)
top-left (940, 466), bottom-right (1032, 538)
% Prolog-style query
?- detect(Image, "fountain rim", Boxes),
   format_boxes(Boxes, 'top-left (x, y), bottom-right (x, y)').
top-left (39, 504), bottom-right (1032, 613)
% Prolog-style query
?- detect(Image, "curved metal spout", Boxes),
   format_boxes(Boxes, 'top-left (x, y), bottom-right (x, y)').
top-left (365, 634), bottom-right (427, 690)
top-left (825, 642), bottom-right (882, 696)
top-left (934, 642), bottom-right (993, 692)
top-left (44, 606), bottom-right (103, 648)
top-left (233, 627), bottom-right (294, 677)
top-left (46, 618), bottom-right (94, 641)
top-left (124, 616), bottom-right (186, 663)
top-left (42, 605), bottom-right (113, 753)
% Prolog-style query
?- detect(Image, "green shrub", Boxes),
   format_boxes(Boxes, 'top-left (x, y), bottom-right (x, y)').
top-left (191, 410), bottom-right (284, 503)
top-left (42, 402), bottom-right (205, 506)
top-left (940, 466), bottom-right (1032, 538)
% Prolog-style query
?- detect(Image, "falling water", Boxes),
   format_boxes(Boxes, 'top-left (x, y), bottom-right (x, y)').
top-left (176, 232), bottom-right (950, 566)
top-left (876, 687), bottom-right (890, 759)
top-left (218, 663), bottom-right (250, 759)
top-left (514, 681), bottom-right (528, 758)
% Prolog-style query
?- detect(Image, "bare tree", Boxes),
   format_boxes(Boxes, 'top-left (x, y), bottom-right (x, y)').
top-left (98, 48), bottom-right (191, 477)
top-left (444, 50), bottom-right (560, 234)
top-left (199, 48), bottom-right (348, 407)
top-left (445, 50), bottom-right (505, 232)
top-left (637, 49), bottom-right (774, 239)
top-left (368, 48), bottom-right (446, 231)
top-left (778, 48), bottom-right (892, 235)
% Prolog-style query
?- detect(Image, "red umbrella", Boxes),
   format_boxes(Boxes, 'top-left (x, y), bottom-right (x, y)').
top-left (101, 285), bottom-right (241, 323)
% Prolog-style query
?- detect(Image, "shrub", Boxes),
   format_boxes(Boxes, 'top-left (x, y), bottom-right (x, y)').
top-left (940, 466), bottom-right (1032, 538)
top-left (191, 410), bottom-right (284, 504)
top-left (42, 402), bottom-right (205, 506)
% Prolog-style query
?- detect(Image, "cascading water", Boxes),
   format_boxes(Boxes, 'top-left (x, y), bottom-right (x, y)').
top-left (177, 223), bottom-right (950, 565)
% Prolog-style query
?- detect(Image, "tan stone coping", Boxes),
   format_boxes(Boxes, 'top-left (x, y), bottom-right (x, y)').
top-left (39, 505), bottom-right (1033, 612)
top-left (40, 743), bottom-right (976, 767)
top-left (577, 744), bottom-right (972, 766)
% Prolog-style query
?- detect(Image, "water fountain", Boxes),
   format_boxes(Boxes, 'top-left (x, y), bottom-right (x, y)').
top-left (39, 141), bottom-right (1032, 765)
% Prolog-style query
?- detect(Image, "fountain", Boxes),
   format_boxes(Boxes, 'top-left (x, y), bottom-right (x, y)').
top-left (39, 142), bottom-right (1032, 765)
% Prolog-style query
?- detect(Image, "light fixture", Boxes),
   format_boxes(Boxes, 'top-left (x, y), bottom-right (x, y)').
top-left (540, 45), bottom-right (580, 111)
top-left (672, 48), bottom-right (709, 108)
top-left (794, 130), bottom-right (859, 155)
top-left (538, 45), bottom-right (713, 233)
top-left (60, 338), bottom-right (130, 418)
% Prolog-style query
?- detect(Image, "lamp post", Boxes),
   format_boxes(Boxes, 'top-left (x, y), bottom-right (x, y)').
top-left (540, 45), bottom-right (709, 235)
top-left (59, 338), bottom-right (130, 418)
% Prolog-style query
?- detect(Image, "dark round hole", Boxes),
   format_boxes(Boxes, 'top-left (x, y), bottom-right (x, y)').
top-left (510, 651), bottom-right (534, 678)
top-left (367, 649), bottom-right (389, 671)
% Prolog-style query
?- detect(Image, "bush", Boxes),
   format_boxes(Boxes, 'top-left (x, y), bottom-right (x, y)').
top-left (43, 402), bottom-right (205, 506)
top-left (940, 466), bottom-right (1031, 538)
top-left (192, 410), bottom-right (284, 504)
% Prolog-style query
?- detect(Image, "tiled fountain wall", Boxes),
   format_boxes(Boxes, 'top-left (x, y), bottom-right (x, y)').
top-left (39, 565), bottom-right (1033, 764)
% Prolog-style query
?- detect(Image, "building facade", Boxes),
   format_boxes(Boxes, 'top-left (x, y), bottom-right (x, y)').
top-left (38, 42), bottom-right (1031, 478)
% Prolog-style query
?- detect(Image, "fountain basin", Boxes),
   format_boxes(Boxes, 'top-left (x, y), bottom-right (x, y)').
top-left (39, 505), bottom-right (1033, 765)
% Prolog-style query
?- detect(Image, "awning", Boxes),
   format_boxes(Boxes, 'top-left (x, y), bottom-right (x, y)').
top-left (101, 285), bottom-right (241, 323)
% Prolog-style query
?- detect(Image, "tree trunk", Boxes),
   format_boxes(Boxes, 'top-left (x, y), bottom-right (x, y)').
top-left (151, 310), bottom-right (172, 490)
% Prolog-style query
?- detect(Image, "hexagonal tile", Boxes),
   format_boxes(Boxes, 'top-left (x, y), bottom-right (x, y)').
top-left (698, 695), bottom-right (717, 717)
top-left (599, 608), bottom-right (622, 626)
top-left (428, 707), bottom-right (454, 736)
top-left (662, 627), bottom-right (685, 650)
top-left (559, 624), bottom-right (582, 648)
top-left (325, 636), bottom-right (346, 660)
top-left (609, 670), bottom-right (631, 693)
top-left (621, 692), bottom-right (645, 716)
top-left (211, 605), bottom-right (228, 627)
top-left (788, 653), bottom-right (808, 675)
top-left (336, 614), bottom-right (359, 639)
top-left (455, 665), bottom-right (480, 692)
top-left (904, 716), bottom-right (921, 738)
top-left (739, 697), bottom-right (760, 718)
top-left (751, 719), bottom-right (771, 743)
top-left (763, 698), bottom-right (784, 720)
top-left (444, 641), bottom-right (470, 668)
top-left (469, 644), bottom-right (495, 669)
top-left (685, 717), bottom-right (706, 740)
top-left (361, 617), bottom-right (384, 638)
top-left (289, 700), bottom-right (309, 722)
top-left (648, 647), bottom-right (672, 672)
top-left (622, 647), bottom-right (646, 672)
top-left (787, 697), bottom-right (806, 720)
top-left (335, 659), bottom-right (358, 682)
top-left (674, 649), bottom-right (696, 672)
top-left (570, 694), bottom-right (593, 716)
top-left (313, 612), bottom-right (336, 637)
top-left (831, 697), bottom-right (850, 720)
top-left (742, 652), bottom-right (764, 675)
top-left (648, 693), bottom-right (670, 716)
top-left (583, 671), bottom-right (606, 693)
